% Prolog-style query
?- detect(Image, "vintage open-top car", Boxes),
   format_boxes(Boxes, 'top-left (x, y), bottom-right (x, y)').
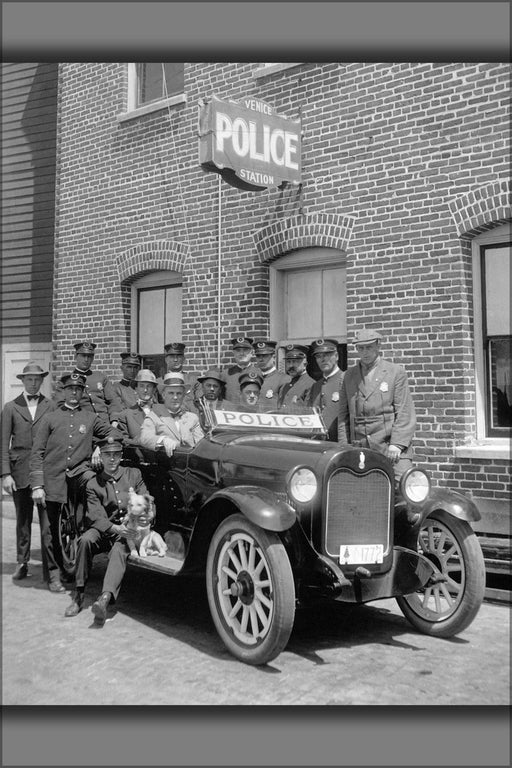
top-left (59, 405), bottom-right (486, 666)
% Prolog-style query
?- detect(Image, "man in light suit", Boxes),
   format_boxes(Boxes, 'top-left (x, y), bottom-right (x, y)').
top-left (116, 369), bottom-right (158, 447)
top-left (1, 362), bottom-right (56, 582)
top-left (140, 373), bottom-right (204, 456)
top-left (337, 329), bottom-right (416, 482)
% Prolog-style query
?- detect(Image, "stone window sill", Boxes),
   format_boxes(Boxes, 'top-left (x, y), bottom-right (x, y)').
top-left (117, 93), bottom-right (187, 123)
top-left (454, 441), bottom-right (511, 460)
top-left (253, 64), bottom-right (303, 79)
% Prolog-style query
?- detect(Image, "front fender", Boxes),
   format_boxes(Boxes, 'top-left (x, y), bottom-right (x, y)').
top-left (205, 485), bottom-right (297, 532)
top-left (416, 487), bottom-right (482, 524)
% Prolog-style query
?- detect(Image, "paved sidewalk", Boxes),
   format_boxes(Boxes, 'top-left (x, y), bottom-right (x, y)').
top-left (2, 513), bottom-right (510, 707)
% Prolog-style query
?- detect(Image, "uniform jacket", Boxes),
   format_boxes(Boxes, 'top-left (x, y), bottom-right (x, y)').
top-left (277, 372), bottom-right (316, 410)
top-left (337, 358), bottom-right (416, 456)
top-left (54, 369), bottom-right (121, 424)
top-left (258, 368), bottom-right (291, 410)
top-left (139, 405), bottom-right (204, 452)
top-left (223, 364), bottom-right (255, 405)
top-left (110, 379), bottom-right (138, 420)
top-left (29, 406), bottom-right (113, 503)
top-left (1, 394), bottom-right (56, 488)
top-left (116, 402), bottom-right (154, 445)
top-left (85, 465), bottom-right (148, 534)
top-left (305, 368), bottom-right (345, 441)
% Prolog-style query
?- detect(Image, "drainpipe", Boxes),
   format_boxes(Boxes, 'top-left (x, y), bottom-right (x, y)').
top-left (217, 174), bottom-right (222, 368)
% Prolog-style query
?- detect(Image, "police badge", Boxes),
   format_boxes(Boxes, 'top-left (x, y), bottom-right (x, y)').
top-left (96, 382), bottom-right (103, 391)
top-left (332, 391), bottom-right (339, 402)
top-left (379, 381), bottom-right (389, 393)
top-left (79, 424), bottom-right (86, 434)
top-left (265, 390), bottom-right (273, 398)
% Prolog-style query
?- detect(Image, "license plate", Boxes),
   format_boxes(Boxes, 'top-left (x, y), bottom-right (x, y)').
top-left (339, 544), bottom-right (384, 565)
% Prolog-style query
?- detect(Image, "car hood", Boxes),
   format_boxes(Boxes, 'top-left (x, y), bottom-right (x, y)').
top-left (206, 431), bottom-right (341, 482)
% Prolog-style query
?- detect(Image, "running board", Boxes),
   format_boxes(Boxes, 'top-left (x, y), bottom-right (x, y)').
top-left (127, 552), bottom-right (185, 575)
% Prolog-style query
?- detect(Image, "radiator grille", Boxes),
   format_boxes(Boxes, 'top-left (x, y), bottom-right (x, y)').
top-left (324, 468), bottom-right (391, 557)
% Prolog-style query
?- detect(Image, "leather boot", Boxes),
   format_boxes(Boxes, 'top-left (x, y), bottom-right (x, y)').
top-left (64, 591), bottom-right (84, 617)
top-left (91, 592), bottom-right (111, 623)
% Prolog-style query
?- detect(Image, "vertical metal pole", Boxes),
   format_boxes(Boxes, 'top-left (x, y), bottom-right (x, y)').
top-left (217, 175), bottom-right (222, 368)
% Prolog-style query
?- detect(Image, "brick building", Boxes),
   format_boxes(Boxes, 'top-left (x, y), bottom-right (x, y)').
top-left (2, 62), bottom-right (511, 586)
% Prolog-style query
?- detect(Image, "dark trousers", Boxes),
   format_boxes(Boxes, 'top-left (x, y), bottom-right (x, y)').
top-left (13, 487), bottom-right (53, 578)
top-left (44, 501), bottom-right (67, 582)
top-left (75, 528), bottom-right (129, 603)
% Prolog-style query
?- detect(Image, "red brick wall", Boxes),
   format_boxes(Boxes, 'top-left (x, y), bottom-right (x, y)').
top-left (53, 62), bottom-right (511, 501)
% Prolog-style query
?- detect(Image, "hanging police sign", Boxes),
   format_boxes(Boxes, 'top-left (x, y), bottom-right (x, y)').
top-left (198, 95), bottom-right (302, 191)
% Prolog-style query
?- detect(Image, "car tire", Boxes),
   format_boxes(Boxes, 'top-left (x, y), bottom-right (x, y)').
top-left (206, 514), bottom-right (296, 665)
top-left (396, 509), bottom-right (485, 637)
top-left (58, 503), bottom-right (78, 576)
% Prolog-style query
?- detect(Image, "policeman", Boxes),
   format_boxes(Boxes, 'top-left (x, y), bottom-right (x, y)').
top-left (238, 369), bottom-right (264, 412)
top-left (156, 342), bottom-right (199, 410)
top-left (63, 437), bottom-right (150, 622)
top-left (110, 352), bottom-right (142, 420)
top-left (54, 341), bottom-right (120, 426)
top-left (223, 337), bottom-right (256, 405)
top-left (29, 373), bottom-right (113, 592)
top-left (338, 329), bottom-right (416, 482)
top-left (277, 344), bottom-right (315, 410)
top-left (252, 340), bottom-right (290, 411)
top-left (305, 339), bottom-right (344, 441)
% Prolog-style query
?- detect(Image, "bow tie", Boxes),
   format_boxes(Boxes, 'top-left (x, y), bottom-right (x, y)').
top-left (27, 395), bottom-right (39, 402)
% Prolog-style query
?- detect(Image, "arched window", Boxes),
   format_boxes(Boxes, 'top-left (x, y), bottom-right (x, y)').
top-left (130, 271), bottom-right (182, 378)
top-left (270, 247), bottom-right (347, 376)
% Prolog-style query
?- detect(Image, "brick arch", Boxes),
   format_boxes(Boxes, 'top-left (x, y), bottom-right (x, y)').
top-left (116, 240), bottom-right (189, 282)
top-left (448, 179), bottom-right (512, 238)
top-left (254, 213), bottom-right (356, 265)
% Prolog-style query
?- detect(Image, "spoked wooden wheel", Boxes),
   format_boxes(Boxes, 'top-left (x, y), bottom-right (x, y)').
top-left (206, 514), bottom-right (295, 665)
top-left (58, 504), bottom-right (78, 575)
top-left (397, 510), bottom-right (485, 637)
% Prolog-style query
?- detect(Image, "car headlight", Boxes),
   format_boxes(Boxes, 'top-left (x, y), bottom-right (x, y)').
top-left (288, 467), bottom-right (318, 504)
top-left (401, 469), bottom-right (430, 503)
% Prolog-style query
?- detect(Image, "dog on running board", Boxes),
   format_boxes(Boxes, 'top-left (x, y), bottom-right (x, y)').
top-left (122, 488), bottom-right (167, 557)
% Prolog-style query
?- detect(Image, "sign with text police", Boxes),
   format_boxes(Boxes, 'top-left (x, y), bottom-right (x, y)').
top-left (198, 95), bottom-right (302, 192)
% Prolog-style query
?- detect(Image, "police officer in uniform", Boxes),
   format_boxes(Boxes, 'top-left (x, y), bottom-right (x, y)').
top-left (305, 339), bottom-right (345, 441)
top-left (63, 437), bottom-right (150, 621)
top-left (29, 373), bottom-right (113, 592)
top-left (238, 369), bottom-right (265, 412)
top-left (276, 344), bottom-right (315, 411)
top-left (54, 341), bottom-right (121, 426)
top-left (223, 336), bottom-right (256, 405)
top-left (156, 342), bottom-right (199, 411)
top-left (110, 352), bottom-right (142, 420)
top-left (252, 340), bottom-right (290, 411)
top-left (337, 329), bottom-right (416, 482)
